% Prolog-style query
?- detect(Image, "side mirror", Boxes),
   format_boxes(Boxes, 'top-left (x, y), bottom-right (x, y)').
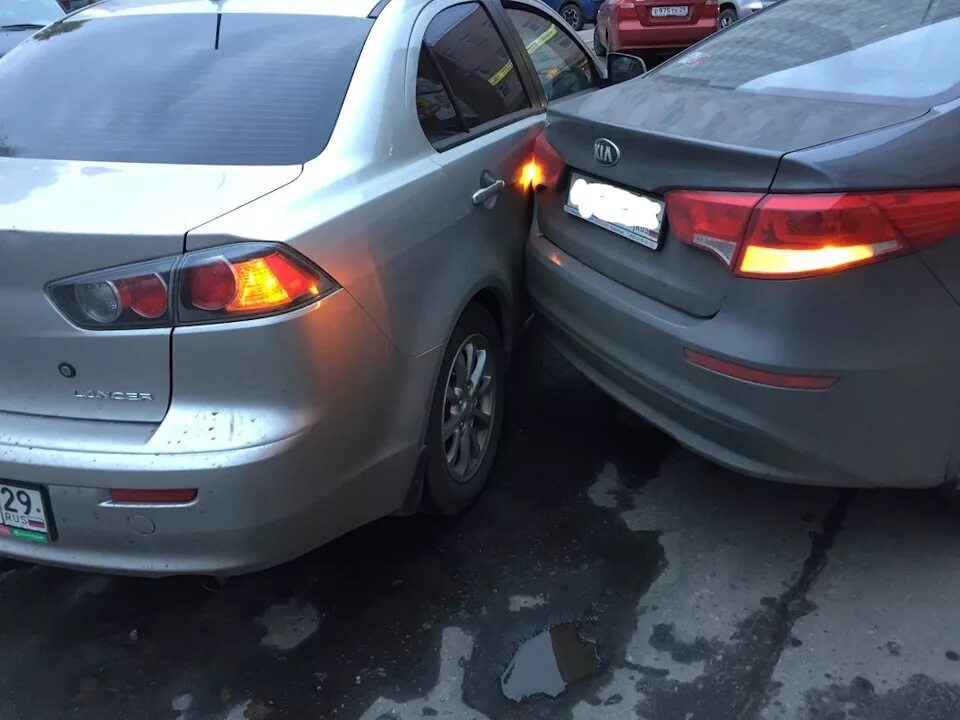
top-left (607, 52), bottom-right (647, 84)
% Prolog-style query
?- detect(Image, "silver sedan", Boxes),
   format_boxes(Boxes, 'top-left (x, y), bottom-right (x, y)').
top-left (0, 0), bottom-right (606, 575)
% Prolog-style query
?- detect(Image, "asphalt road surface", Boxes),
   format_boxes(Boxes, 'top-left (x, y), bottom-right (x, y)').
top-left (0, 326), bottom-right (958, 720)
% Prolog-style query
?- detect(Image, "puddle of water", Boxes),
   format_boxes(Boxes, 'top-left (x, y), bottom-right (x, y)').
top-left (501, 623), bottom-right (600, 702)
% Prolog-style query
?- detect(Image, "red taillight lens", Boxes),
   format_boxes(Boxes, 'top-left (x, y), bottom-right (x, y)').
top-left (187, 257), bottom-right (237, 311)
top-left (523, 132), bottom-right (566, 191)
top-left (116, 274), bottom-right (168, 319)
top-left (665, 189), bottom-right (960, 279)
top-left (739, 194), bottom-right (907, 278)
top-left (666, 191), bottom-right (763, 267)
top-left (48, 243), bottom-right (337, 330)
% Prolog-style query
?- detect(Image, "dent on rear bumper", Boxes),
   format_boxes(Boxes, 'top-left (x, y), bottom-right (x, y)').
top-left (527, 234), bottom-right (960, 489)
top-left (0, 290), bottom-right (441, 575)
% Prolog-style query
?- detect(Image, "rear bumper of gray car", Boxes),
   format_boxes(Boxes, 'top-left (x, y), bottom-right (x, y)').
top-left (527, 233), bottom-right (960, 489)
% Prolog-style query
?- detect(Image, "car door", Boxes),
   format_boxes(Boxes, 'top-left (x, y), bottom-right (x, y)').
top-left (402, 0), bottom-right (603, 355)
top-left (410, 0), bottom-right (546, 350)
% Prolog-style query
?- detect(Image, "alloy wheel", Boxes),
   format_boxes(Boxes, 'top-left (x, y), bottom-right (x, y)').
top-left (561, 4), bottom-right (582, 28)
top-left (441, 334), bottom-right (497, 483)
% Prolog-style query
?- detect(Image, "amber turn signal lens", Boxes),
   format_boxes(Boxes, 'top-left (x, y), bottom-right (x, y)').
top-left (519, 160), bottom-right (543, 190)
top-left (181, 244), bottom-right (335, 322)
top-left (227, 253), bottom-right (321, 312)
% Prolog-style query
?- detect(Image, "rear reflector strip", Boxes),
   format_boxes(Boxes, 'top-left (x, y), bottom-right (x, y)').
top-left (109, 489), bottom-right (198, 504)
top-left (684, 349), bottom-right (837, 390)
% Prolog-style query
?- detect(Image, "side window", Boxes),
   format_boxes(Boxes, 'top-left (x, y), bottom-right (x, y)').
top-left (417, 48), bottom-right (464, 144)
top-left (416, 2), bottom-right (532, 147)
top-left (505, 8), bottom-right (596, 101)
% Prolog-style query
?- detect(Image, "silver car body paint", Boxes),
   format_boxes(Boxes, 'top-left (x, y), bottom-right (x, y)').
top-left (0, 0), bottom-right (601, 574)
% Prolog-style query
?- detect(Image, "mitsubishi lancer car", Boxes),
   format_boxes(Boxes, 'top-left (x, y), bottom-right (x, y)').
top-left (0, 0), bottom-right (608, 575)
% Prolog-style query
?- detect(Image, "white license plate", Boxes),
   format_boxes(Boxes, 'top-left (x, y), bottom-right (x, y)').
top-left (0, 482), bottom-right (54, 544)
top-left (564, 173), bottom-right (664, 250)
top-left (652, 5), bottom-right (689, 16)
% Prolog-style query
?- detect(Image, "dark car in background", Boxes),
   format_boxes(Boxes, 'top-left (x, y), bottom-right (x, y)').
top-left (0, 0), bottom-right (63, 58)
top-left (528, 0), bottom-right (960, 496)
top-left (593, 0), bottom-right (718, 61)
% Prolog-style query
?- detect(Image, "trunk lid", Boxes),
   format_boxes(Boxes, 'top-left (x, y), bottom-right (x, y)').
top-left (0, 157), bottom-right (299, 422)
top-left (540, 78), bottom-right (927, 317)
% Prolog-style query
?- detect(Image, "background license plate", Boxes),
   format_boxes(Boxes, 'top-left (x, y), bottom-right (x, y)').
top-left (564, 173), bottom-right (664, 250)
top-left (652, 5), bottom-right (689, 16)
top-left (0, 482), bottom-right (54, 544)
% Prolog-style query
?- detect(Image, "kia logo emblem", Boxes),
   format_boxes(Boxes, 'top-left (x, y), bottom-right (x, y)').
top-left (594, 138), bottom-right (620, 167)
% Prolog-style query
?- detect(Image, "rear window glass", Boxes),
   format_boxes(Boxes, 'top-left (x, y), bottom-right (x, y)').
top-left (654, 0), bottom-right (960, 105)
top-left (0, 13), bottom-right (371, 165)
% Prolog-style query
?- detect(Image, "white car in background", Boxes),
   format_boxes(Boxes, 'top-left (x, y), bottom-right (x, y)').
top-left (718, 0), bottom-right (779, 28)
top-left (0, 0), bottom-right (63, 58)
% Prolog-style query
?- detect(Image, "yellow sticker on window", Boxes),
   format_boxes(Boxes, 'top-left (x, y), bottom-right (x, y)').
top-left (488, 23), bottom-right (559, 86)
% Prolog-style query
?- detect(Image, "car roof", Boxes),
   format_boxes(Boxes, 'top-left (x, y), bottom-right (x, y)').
top-left (76, 0), bottom-right (384, 19)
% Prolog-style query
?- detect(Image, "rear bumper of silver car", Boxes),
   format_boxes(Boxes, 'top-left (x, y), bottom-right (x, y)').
top-left (0, 430), bottom-right (412, 576)
top-left (0, 293), bottom-right (436, 576)
top-left (527, 233), bottom-right (960, 490)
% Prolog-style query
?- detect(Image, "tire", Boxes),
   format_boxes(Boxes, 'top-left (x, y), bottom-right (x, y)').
top-left (559, 2), bottom-right (584, 30)
top-left (719, 7), bottom-right (738, 29)
top-left (422, 304), bottom-right (506, 516)
top-left (593, 27), bottom-right (607, 57)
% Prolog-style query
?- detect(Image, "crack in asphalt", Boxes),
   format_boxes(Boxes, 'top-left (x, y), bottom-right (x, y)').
top-left (734, 489), bottom-right (857, 720)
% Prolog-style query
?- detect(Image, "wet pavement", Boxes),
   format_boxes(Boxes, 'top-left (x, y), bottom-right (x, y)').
top-left (0, 326), bottom-right (959, 720)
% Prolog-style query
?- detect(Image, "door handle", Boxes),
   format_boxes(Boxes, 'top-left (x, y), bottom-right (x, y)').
top-left (472, 174), bottom-right (506, 207)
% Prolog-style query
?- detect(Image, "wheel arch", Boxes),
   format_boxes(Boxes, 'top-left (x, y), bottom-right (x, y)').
top-left (443, 279), bottom-right (517, 356)
top-left (720, 2), bottom-right (738, 17)
top-left (471, 286), bottom-right (510, 348)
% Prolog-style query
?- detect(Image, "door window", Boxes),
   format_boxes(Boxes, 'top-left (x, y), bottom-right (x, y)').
top-left (505, 8), bottom-right (596, 101)
top-left (416, 47), bottom-right (465, 144)
top-left (416, 2), bottom-right (532, 147)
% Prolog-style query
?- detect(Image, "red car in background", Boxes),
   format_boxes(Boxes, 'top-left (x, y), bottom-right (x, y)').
top-left (594, 0), bottom-right (718, 63)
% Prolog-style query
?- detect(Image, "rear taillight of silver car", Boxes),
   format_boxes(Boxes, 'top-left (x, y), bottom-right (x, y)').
top-left (48, 242), bottom-right (338, 330)
top-left (666, 189), bottom-right (960, 279)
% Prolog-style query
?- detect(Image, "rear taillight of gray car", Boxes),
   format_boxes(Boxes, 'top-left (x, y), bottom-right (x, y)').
top-left (48, 242), bottom-right (338, 330)
top-left (666, 189), bottom-right (960, 279)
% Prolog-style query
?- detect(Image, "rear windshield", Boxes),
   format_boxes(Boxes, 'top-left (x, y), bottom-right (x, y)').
top-left (0, 13), bottom-right (371, 165)
top-left (654, 0), bottom-right (960, 106)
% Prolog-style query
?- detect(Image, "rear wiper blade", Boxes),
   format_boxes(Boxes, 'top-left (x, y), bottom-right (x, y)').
top-left (0, 24), bottom-right (46, 30)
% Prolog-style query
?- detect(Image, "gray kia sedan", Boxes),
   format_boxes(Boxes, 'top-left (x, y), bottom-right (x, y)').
top-left (528, 0), bottom-right (960, 494)
top-left (0, 0), bottom-right (607, 575)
